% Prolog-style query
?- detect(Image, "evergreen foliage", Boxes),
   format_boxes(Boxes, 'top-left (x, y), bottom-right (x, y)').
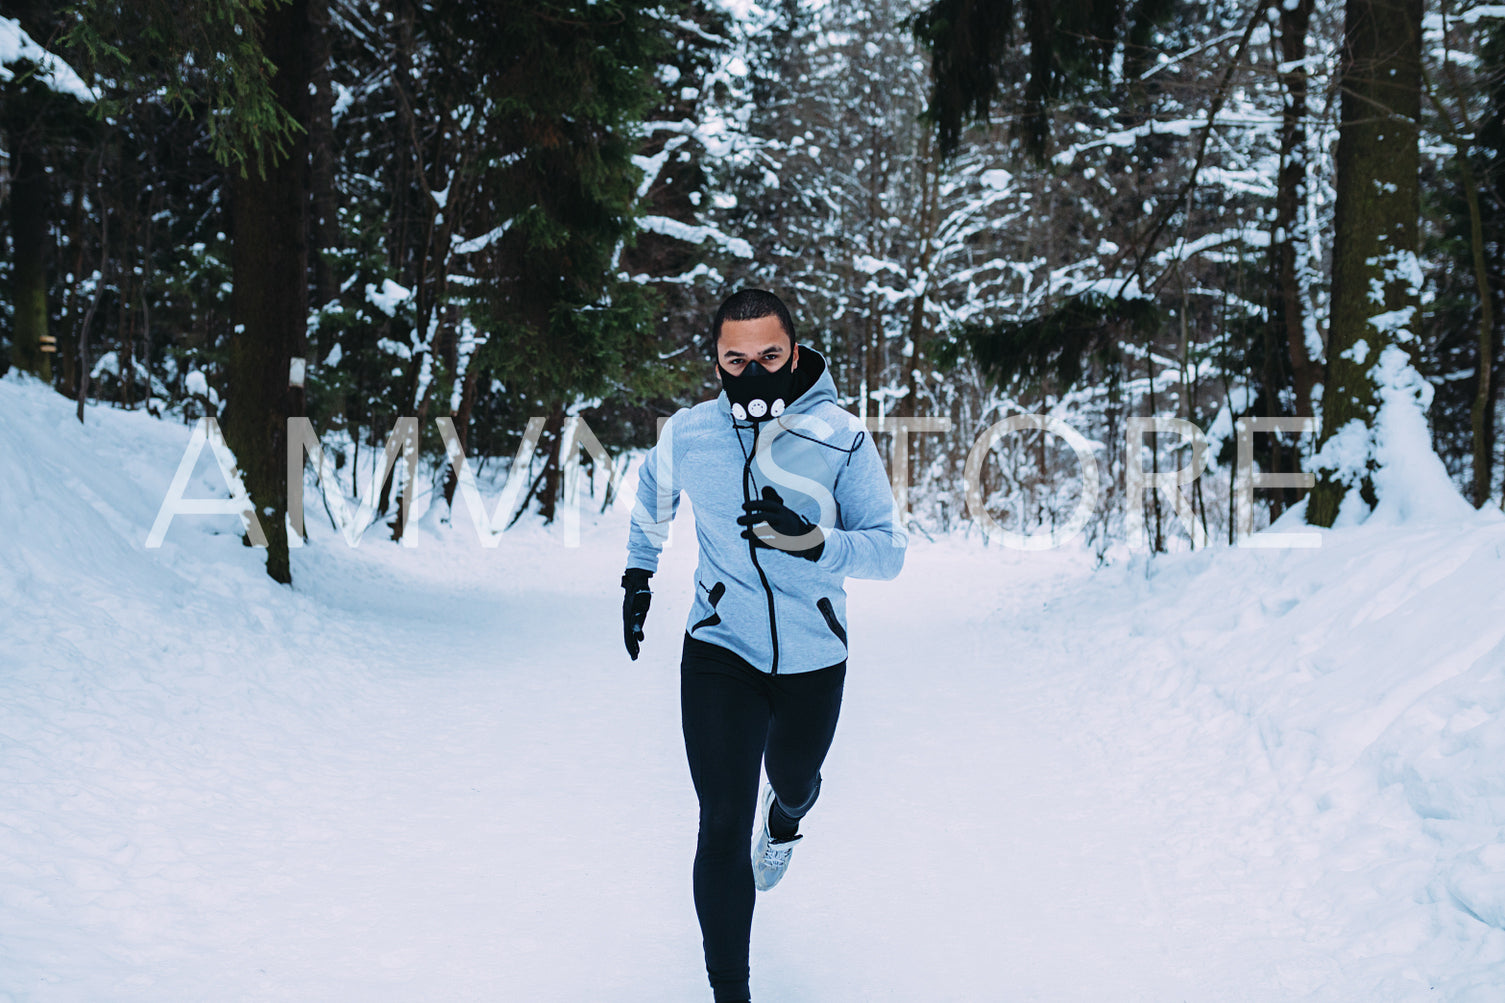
top-left (4, 0), bottom-right (1504, 559)
top-left (907, 0), bottom-right (1177, 159)
top-left (943, 293), bottom-right (1155, 395)
top-left (64, 0), bottom-right (303, 174)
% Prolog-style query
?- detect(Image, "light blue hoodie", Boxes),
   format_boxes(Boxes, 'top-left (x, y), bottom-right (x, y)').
top-left (626, 348), bottom-right (907, 674)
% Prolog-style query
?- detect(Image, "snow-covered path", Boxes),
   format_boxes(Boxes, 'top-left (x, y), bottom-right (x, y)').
top-left (4, 375), bottom-right (1505, 1000)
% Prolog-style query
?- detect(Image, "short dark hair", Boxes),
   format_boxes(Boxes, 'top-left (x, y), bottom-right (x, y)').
top-left (710, 288), bottom-right (796, 355)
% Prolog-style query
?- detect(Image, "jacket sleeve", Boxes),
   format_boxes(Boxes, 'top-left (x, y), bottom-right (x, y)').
top-left (625, 410), bottom-right (685, 574)
top-left (816, 427), bottom-right (907, 580)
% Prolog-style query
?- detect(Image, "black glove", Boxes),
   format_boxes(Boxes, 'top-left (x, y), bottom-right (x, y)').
top-left (621, 569), bottom-right (653, 660)
top-left (737, 486), bottom-right (825, 562)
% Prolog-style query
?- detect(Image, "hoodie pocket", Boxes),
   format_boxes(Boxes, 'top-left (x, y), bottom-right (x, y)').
top-left (816, 597), bottom-right (847, 646)
top-left (692, 581), bottom-right (726, 632)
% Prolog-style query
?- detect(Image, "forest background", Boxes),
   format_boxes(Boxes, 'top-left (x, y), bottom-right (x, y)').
top-left (2, 0), bottom-right (1502, 584)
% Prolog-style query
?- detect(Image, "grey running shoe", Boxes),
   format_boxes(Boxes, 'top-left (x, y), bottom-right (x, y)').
top-left (752, 784), bottom-right (803, 891)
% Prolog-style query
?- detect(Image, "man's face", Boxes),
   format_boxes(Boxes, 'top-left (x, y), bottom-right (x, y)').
top-left (716, 314), bottom-right (799, 376)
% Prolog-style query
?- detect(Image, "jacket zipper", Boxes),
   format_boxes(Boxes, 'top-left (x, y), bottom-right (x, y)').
top-left (741, 446), bottom-right (780, 674)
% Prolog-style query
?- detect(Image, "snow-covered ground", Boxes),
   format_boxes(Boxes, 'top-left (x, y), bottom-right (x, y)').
top-left (3, 370), bottom-right (1505, 1001)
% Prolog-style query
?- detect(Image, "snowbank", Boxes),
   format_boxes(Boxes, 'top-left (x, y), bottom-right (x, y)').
top-left (2, 369), bottom-right (1504, 1000)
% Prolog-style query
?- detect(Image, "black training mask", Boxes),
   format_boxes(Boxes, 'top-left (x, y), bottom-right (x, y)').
top-left (719, 359), bottom-right (796, 422)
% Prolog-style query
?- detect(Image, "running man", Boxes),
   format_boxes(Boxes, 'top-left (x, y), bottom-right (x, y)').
top-left (621, 288), bottom-right (907, 1002)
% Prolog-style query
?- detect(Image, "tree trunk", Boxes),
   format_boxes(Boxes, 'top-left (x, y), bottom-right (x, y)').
top-left (537, 402), bottom-right (567, 524)
top-left (117, 272), bottom-right (134, 408)
top-left (76, 184), bottom-right (107, 425)
top-left (307, 0), bottom-right (339, 310)
top-left (224, 0), bottom-right (312, 585)
top-left (1462, 163), bottom-right (1495, 507)
top-left (58, 171), bottom-right (87, 397)
top-left (1308, 0), bottom-right (1422, 527)
top-left (1272, 0), bottom-right (1318, 420)
top-left (442, 365), bottom-right (481, 508)
top-left (9, 135), bottom-right (51, 383)
top-left (140, 169), bottom-right (159, 409)
top-left (1147, 352), bottom-right (1163, 553)
top-left (901, 126), bottom-right (938, 424)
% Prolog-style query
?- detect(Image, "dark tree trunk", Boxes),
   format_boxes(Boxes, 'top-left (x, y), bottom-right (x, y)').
top-left (140, 168), bottom-right (159, 410)
top-left (117, 273), bottom-right (134, 408)
top-left (58, 171), bottom-right (87, 397)
top-left (1308, 0), bottom-right (1422, 527)
top-left (224, 0), bottom-right (312, 584)
top-left (900, 126), bottom-right (937, 428)
top-left (442, 365), bottom-right (481, 509)
top-left (9, 135), bottom-right (51, 383)
top-left (1461, 165), bottom-right (1495, 507)
top-left (76, 181), bottom-right (107, 425)
top-left (1272, 0), bottom-right (1318, 420)
top-left (537, 402), bottom-right (567, 524)
top-left (307, 0), bottom-right (339, 310)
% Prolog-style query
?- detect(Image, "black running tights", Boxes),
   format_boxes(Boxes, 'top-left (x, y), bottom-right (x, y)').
top-left (679, 634), bottom-right (846, 1003)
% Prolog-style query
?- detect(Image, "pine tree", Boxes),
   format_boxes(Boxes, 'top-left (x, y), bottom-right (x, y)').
top-left (2, 5), bottom-right (96, 383)
top-left (224, 0), bottom-right (311, 584)
top-left (67, 0), bottom-right (314, 582)
top-left (441, 0), bottom-right (674, 521)
top-left (1307, 0), bottom-right (1423, 526)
